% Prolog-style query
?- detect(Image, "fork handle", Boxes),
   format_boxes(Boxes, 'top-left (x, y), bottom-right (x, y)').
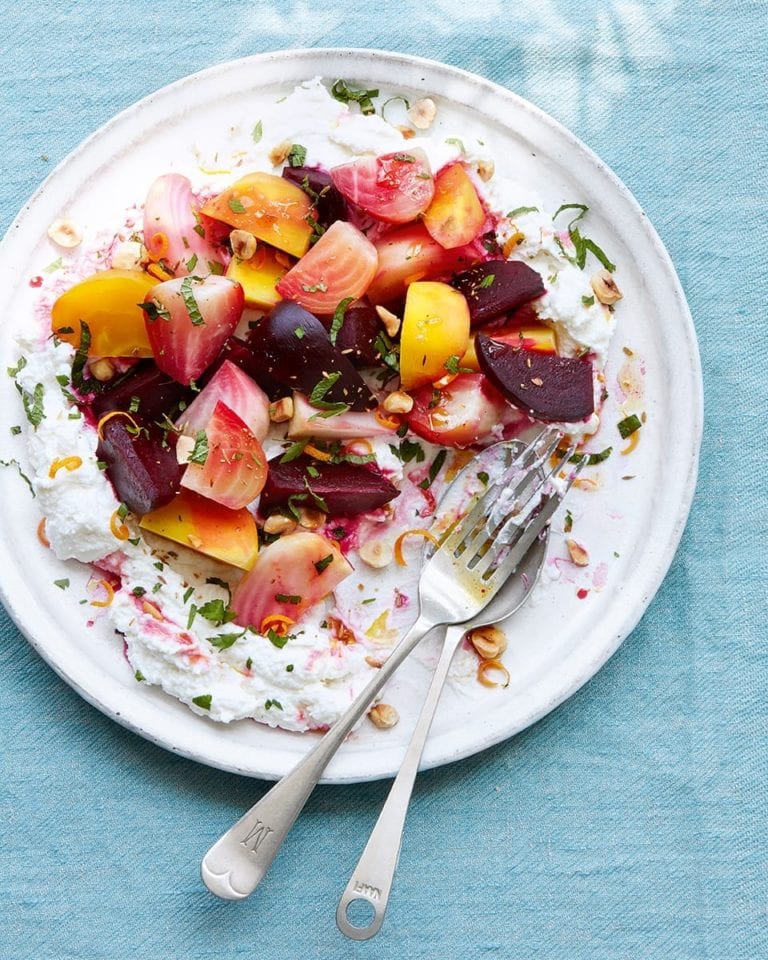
top-left (336, 623), bottom-right (466, 940)
top-left (200, 613), bottom-right (435, 901)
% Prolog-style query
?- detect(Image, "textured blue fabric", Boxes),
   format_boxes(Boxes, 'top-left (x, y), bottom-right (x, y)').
top-left (1, 3), bottom-right (766, 958)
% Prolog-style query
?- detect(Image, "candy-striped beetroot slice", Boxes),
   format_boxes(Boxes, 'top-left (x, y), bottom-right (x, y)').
top-left (330, 148), bottom-right (434, 225)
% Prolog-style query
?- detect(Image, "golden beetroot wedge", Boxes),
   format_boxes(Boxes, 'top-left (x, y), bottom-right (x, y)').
top-left (232, 531), bottom-right (353, 630)
top-left (139, 488), bottom-right (259, 571)
top-left (275, 221), bottom-right (378, 314)
top-left (180, 401), bottom-right (267, 510)
top-left (51, 269), bottom-right (158, 357)
top-left (226, 245), bottom-right (291, 310)
top-left (399, 281), bottom-right (470, 390)
top-left (423, 163), bottom-right (486, 249)
top-left (201, 172), bottom-right (313, 259)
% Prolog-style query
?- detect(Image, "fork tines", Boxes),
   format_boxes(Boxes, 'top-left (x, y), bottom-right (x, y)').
top-left (443, 429), bottom-right (587, 583)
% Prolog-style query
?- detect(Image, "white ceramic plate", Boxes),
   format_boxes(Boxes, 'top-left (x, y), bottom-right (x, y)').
top-left (0, 49), bottom-right (701, 782)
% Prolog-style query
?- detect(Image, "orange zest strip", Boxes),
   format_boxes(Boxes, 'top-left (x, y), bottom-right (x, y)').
top-left (477, 658), bottom-right (511, 689)
top-left (48, 456), bottom-right (83, 479)
top-left (97, 410), bottom-right (140, 441)
top-left (259, 614), bottom-right (296, 636)
top-left (110, 509), bottom-right (131, 540)
top-left (502, 231), bottom-right (525, 258)
top-left (142, 600), bottom-right (163, 621)
top-left (394, 528), bottom-right (440, 567)
top-left (147, 231), bottom-right (169, 262)
top-left (37, 518), bottom-right (50, 548)
top-left (89, 579), bottom-right (115, 608)
top-left (146, 262), bottom-right (173, 282)
top-left (621, 430), bottom-right (641, 456)
top-left (304, 443), bottom-right (333, 462)
top-left (374, 408), bottom-right (401, 431)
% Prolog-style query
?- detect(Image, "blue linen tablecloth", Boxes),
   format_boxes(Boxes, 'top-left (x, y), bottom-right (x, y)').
top-left (1, 2), bottom-right (765, 958)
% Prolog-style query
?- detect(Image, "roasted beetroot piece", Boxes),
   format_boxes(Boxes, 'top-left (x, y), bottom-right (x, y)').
top-left (215, 337), bottom-right (285, 400)
top-left (320, 301), bottom-right (384, 368)
top-left (96, 417), bottom-right (184, 515)
top-left (281, 165), bottom-right (349, 229)
top-left (452, 260), bottom-right (545, 326)
top-left (476, 335), bottom-right (594, 423)
top-left (90, 362), bottom-right (194, 423)
top-left (252, 301), bottom-right (377, 411)
top-left (260, 455), bottom-right (399, 517)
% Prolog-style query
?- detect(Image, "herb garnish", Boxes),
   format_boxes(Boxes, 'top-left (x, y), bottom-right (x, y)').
top-left (209, 631), bottom-right (245, 651)
top-left (275, 593), bottom-right (301, 604)
top-left (479, 274), bottom-right (495, 288)
top-left (389, 438), bottom-right (425, 464)
top-left (393, 152), bottom-right (415, 162)
top-left (198, 598), bottom-right (237, 627)
top-left (445, 137), bottom-right (466, 153)
top-left (22, 383), bottom-right (45, 427)
top-left (141, 300), bottom-right (171, 322)
top-left (314, 554), bottom-right (334, 575)
top-left (330, 79), bottom-right (378, 115)
top-left (443, 354), bottom-right (473, 376)
top-left (419, 449), bottom-right (448, 489)
top-left (267, 629), bottom-right (290, 649)
top-left (280, 439), bottom-right (309, 463)
top-left (228, 197), bottom-right (246, 214)
top-left (552, 203), bottom-right (616, 271)
top-left (329, 297), bottom-right (353, 345)
top-left (617, 414), bottom-right (642, 439)
top-left (54, 578), bottom-right (69, 590)
top-left (264, 698), bottom-right (283, 711)
top-left (564, 509), bottom-right (574, 533)
top-left (192, 694), bottom-right (212, 710)
top-left (180, 277), bottom-right (205, 326)
top-left (288, 143), bottom-right (307, 167)
top-left (251, 120), bottom-right (263, 143)
top-left (188, 430), bottom-right (209, 465)
top-left (557, 445), bottom-right (613, 466)
top-left (507, 205), bottom-right (539, 218)
top-left (477, 471), bottom-right (489, 485)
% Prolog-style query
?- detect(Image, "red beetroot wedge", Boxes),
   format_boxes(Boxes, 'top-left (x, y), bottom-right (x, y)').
top-left (260, 455), bottom-right (399, 517)
top-left (281, 165), bottom-right (349, 229)
top-left (96, 417), bottom-right (183, 515)
top-left (90, 361), bottom-right (194, 423)
top-left (475, 335), bottom-right (594, 423)
top-left (320, 301), bottom-right (385, 368)
top-left (452, 260), bottom-right (545, 326)
top-left (142, 275), bottom-right (244, 384)
top-left (253, 301), bottom-right (376, 411)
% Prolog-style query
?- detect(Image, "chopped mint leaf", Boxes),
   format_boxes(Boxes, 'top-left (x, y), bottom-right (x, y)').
top-left (128, 395), bottom-right (141, 413)
top-left (286, 663), bottom-right (294, 672)
top-left (228, 197), bottom-right (246, 214)
top-left (280, 439), bottom-right (309, 463)
top-left (117, 502), bottom-right (130, 520)
top-left (43, 256), bottom-right (64, 274)
top-left (192, 694), bottom-right (212, 710)
top-left (54, 578), bottom-right (69, 590)
top-left (445, 137), bottom-right (465, 153)
top-left (264, 698), bottom-right (283, 711)
top-left (267, 629), bottom-right (289, 649)
top-left (185, 253), bottom-right (198, 273)
top-left (314, 554), bottom-right (334, 575)
top-left (582, 295), bottom-right (595, 307)
top-left (419, 449), bottom-right (448, 489)
top-left (251, 120), bottom-right (263, 143)
top-left (188, 430), bottom-right (209, 465)
top-left (309, 372), bottom-right (341, 405)
top-left (287, 143), bottom-right (307, 167)
top-left (132, 586), bottom-right (147, 598)
top-left (330, 297), bottom-right (353, 345)
top-left (294, 326), bottom-right (306, 340)
top-left (507, 205), bottom-right (539, 218)
top-left (182, 586), bottom-right (194, 604)
top-left (141, 300), bottom-right (171, 322)
top-left (10, 425), bottom-right (21, 435)
top-left (134, 670), bottom-right (146, 682)
top-left (209, 631), bottom-right (245, 650)
top-left (198, 598), bottom-right (237, 626)
top-left (275, 593), bottom-right (301, 604)
top-left (479, 274), bottom-right (495, 289)
top-left (477, 471), bottom-right (489, 485)
top-left (180, 277), bottom-right (205, 326)
top-left (7, 357), bottom-right (27, 378)
top-left (22, 383), bottom-right (45, 428)
top-left (564, 509), bottom-right (573, 533)
top-left (330, 79), bottom-right (378, 115)
top-left (617, 414), bottom-right (642, 439)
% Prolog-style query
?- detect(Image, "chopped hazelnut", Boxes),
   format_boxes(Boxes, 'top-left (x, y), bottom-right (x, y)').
top-left (47, 217), bottom-right (82, 249)
top-left (475, 158), bottom-right (495, 182)
top-left (230, 229), bottom-right (257, 260)
top-left (407, 97), bottom-right (437, 130)
top-left (566, 539), bottom-right (590, 566)
top-left (269, 397), bottom-right (294, 423)
top-left (175, 434), bottom-right (195, 465)
top-left (269, 139), bottom-right (293, 166)
top-left (88, 358), bottom-right (115, 382)
top-left (382, 391), bottom-right (413, 415)
top-left (358, 539), bottom-right (394, 569)
top-left (111, 240), bottom-right (144, 270)
top-left (468, 625), bottom-right (507, 660)
top-left (297, 506), bottom-right (326, 530)
top-left (590, 269), bottom-right (623, 305)
top-left (365, 655), bottom-right (384, 669)
top-left (369, 703), bottom-right (399, 729)
top-left (375, 304), bottom-right (401, 338)
top-left (263, 514), bottom-right (297, 535)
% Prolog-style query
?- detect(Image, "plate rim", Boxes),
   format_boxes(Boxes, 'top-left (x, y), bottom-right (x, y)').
top-left (0, 47), bottom-right (703, 783)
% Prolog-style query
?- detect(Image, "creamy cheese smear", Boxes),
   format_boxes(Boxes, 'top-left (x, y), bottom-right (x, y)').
top-left (16, 79), bottom-right (616, 731)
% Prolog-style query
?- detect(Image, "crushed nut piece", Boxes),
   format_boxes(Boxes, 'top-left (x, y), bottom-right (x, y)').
top-left (590, 269), bottom-right (623, 305)
top-left (382, 390), bottom-right (413, 415)
top-left (111, 240), bottom-right (144, 270)
top-left (230, 229), bottom-right (257, 260)
top-left (398, 126), bottom-right (416, 140)
top-left (475, 158), bottom-right (495, 182)
top-left (88, 358), bottom-right (115, 382)
top-left (369, 703), bottom-right (400, 729)
top-left (269, 397), bottom-right (294, 423)
top-left (477, 658), bottom-right (510, 688)
top-left (48, 217), bottom-right (82, 249)
top-left (175, 434), bottom-right (195, 465)
top-left (187, 534), bottom-right (203, 549)
top-left (365, 655), bottom-right (384, 669)
top-left (358, 539), bottom-right (394, 569)
top-left (297, 506), bottom-right (326, 530)
top-left (468, 625), bottom-right (507, 660)
top-left (375, 304), bottom-right (401, 338)
top-left (263, 514), bottom-right (297, 535)
top-left (269, 139), bottom-right (293, 166)
top-left (530, 376), bottom-right (543, 387)
top-left (407, 97), bottom-right (437, 130)
top-left (566, 539), bottom-right (590, 566)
